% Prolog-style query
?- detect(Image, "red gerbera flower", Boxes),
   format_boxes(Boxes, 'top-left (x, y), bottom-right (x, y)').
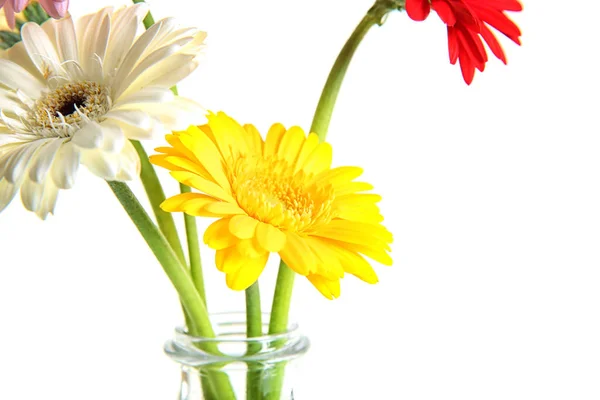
top-left (406, 0), bottom-right (523, 84)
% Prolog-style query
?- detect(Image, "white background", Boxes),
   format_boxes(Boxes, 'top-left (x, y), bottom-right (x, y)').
top-left (1, 0), bottom-right (600, 399)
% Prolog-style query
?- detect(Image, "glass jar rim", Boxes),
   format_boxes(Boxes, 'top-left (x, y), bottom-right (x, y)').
top-left (174, 311), bottom-right (302, 344)
top-left (164, 311), bottom-right (310, 366)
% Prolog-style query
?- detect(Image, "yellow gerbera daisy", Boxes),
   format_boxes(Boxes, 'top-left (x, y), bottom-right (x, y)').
top-left (151, 112), bottom-right (393, 299)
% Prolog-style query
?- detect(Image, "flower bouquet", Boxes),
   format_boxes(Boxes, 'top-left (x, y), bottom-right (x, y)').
top-left (0, 0), bottom-right (522, 398)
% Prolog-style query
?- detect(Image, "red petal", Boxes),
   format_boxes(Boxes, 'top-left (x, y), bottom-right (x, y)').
top-left (480, 24), bottom-right (507, 64)
top-left (406, 0), bottom-right (431, 21)
top-left (447, 26), bottom-right (459, 64)
top-left (468, 0), bottom-right (523, 12)
top-left (458, 53), bottom-right (476, 85)
top-left (455, 25), bottom-right (487, 70)
top-left (431, 0), bottom-right (457, 26)
top-left (468, 4), bottom-right (522, 44)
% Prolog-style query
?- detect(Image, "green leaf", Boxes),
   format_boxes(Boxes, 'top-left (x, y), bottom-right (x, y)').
top-left (0, 30), bottom-right (22, 49)
top-left (23, 2), bottom-right (50, 25)
top-left (15, 17), bottom-right (25, 31)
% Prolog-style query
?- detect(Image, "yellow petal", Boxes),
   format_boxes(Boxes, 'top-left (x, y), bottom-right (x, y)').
top-left (149, 154), bottom-right (181, 171)
top-left (300, 142), bottom-right (332, 176)
top-left (317, 219), bottom-right (393, 244)
top-left (334, 240), bottom-right (393, 266)
top-left (203, 201), bottom-right (245, 216)
top-left (336, 205), bottom-right (384, 224)
top-left (165, 134), bottom-right (198, 163)
top-left (178, 127), bottom-right (231, 189)
top-left (294, 132), bottom-right (319, 173)
top-left (164, 155), bottom-right (211, 179)
top-left (228, 214), bottom-right (259, 239)
top-left (279, 232), bottom-right (316, 276)
top-left (255, 222), bottom-right (286, 252)
top-left (236, 237), bottom-right (266, 258)
top-left (334, 193), bottom-right (382, 206)
top-left (171, 171), bottom-right (236, 203)
top-left (329, 244), bottom-right (379, 284)
top-left (180, 197), bottom-right (222, 217)
top-left (204, 218), bottom-right (239, 250)
top-left (304, 236), bottom-right (345, 280)
top-left (160, 192), bottom-right (201, 212)
top-left (277, 126), bottom-right (305, 164)
top-left (225, 251), bottom-right (269, 290)
top-left (334, 181), bottom-right (374, 196)
top-left (243, 123), bottom-right (264, 155)
top-left (263, 123), bottom-right (286, 158)
top-left (307, 274), bottom-right (340, 300)
top-left (312, 166), bottom-right (363, 187)
top-left (207, 112), bottom-right (249, 159)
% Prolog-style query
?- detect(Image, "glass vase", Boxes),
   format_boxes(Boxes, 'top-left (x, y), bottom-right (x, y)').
top-left (164, 312), bottom-right (310, 400)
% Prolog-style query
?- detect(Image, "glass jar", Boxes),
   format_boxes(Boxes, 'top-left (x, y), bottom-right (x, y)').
top-left (164, 312), bottom-right (310, 400)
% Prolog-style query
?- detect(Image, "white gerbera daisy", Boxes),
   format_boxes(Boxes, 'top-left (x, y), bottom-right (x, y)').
top-left (0, 4), bottom-right (206, 218)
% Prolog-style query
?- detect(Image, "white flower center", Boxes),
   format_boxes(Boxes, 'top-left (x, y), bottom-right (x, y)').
top-left (27, 81), bottom-right (111, 138)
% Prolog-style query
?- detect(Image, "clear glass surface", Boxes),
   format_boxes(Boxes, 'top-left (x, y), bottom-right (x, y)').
top-left (164, 312), bottom-right (310, 400)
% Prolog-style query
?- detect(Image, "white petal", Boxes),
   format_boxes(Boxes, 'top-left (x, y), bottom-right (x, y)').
top-left (35, 181), bottom-right (59, 220)
top-left (0, 91), bottom-right (24, 110)
top-left (103, 109), bottom-right (152, 131)
top-left (29, 138), bottom-right (65, 183)
top-left (0, 177), bottom-right (19, 212)
top-left (78, 7), bottom-right (112, 73)
top-left (118, 54), bottom-right (196, 99)
top-left (1, 139), bottom-right (47, 184)
top-left (55, 16), bottom-right (79, 65)
top-left (0, 59), bottom-right (45, 98)
top-left (81, 149), bottom-right (119, 180)
top-left (115, 87), bottom-right (174, 106)
top-left (21, 22), bottom-right (62, 78)
top-left (137, 17), bottom-right (180, 55)
top-left (103, 3), bottom-right (148, 73)
top-left (99, 121), bottom-right (125, 152)
top-left (20, 177), bottom-right (44, 212)
top-left (114, 42), bottom-right (187, 98)
top-left (111, 18), bottom-right (162, 97)
top-left (115, 140), bottom-right (140, 181)
top-left (129, 97), bottom-right (203, 130)
top-left (4, 40), bottom-right (44, 80)
top-left (51, 142), bottom-right (81, 189)
top-left (71, 121), bottom-right (104, 149)
top-left (108, 118), bottom-right (164, 141)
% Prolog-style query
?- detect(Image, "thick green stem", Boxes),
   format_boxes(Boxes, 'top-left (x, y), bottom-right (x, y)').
top-left (268, 262), bottom-right (296, 335)
top-left (246, 282), bottom-right (263, 338)
top-left (266, 2), bottom-right (397, 398)
top-left (310, 2), bottom-right (394, 141)
top-left (132, 141), bottom-right (186, 263)
top-left (133, 140), bottom-right (194, 331)
top-left (180, 184), bottom-right (207, 305)
top-left (108, 181), bottom-right (236, 399)
top-left (109, 181), bottom-right (210, 336)
top-left (245, 282), bottom-right (263, 400)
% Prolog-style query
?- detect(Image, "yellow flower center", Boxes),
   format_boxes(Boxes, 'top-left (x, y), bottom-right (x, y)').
top-left (231, 156), bottom-right (335, 232)
top-left (29, 81), bottom-right (110, 137)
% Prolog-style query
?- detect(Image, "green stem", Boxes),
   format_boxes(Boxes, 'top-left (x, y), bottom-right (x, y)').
top-left (245, 282), bottom-right (262, 400)
top-left (132, 141), bottom-right (186, 264)
top-left (246, 282), bottom-right (263, 338)
top-left (310, 1), bottom-right (395, 142)
top-left (180, 184), bottom-right (207, 305)
top-left (132, 0), bottom-right (155, 28)
top-left (133, 140), bottom-right (194, 331)
top-left (108, 181), bottom-right (237, 399)
top-left (265, 2), bottom-right (398, 398)
top-left (268, 262), bottom-right (296, 335)
top-left (109, 181), bottom-right (210, 336)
